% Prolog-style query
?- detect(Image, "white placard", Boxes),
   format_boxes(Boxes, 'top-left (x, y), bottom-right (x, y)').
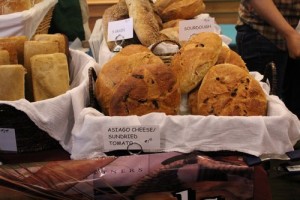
top-left (179, 17), bottom-right (215, 41)
top-left (0, 128), bottom-right (17, 152)
top-left (107, 18), bottom-right (134, 42)
top-left (103, 125), bottom-right (160, 151)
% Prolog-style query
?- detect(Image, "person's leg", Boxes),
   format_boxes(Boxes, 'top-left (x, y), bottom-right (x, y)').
top-left (236, 25), bottom-right (288, 98)
top-left (283, 58), bottom-right (300, 119)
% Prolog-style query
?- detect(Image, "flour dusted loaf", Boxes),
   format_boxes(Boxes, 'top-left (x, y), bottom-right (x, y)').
top-left (154, 0), bottom-right (205, 22)
top-left (171, 32), bottom-right (222, 94)
top-left (196, 64), bottom-right (267, 116)
top-left (0, 65), bottom-right (26, 101)
top-left (125, 0), bottom-right (168, 47)
top-left (109, 63), bottom-right (181, 116)
top-left (30, 53), bottom-right (70, 101)
top-left (95, 44), bottom-right (164, 115)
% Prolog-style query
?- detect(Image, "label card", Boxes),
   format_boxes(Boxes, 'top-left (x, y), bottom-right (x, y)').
top-left (0, 128), bottom-right (17, 152)
top-left (107, 18), bottom-right (134, 42)
top-left (103, 125), bottom-right (160, 151)
top-left (179, 17), bottom-right (215, 41)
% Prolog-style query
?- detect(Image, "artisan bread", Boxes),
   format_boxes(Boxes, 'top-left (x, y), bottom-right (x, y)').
top-left (102, 0), bottom-right (141, 51)
top-left (95, 44), bottom-right (164, 115)
top-left (154, 0), bottom-right (205, 22)
top-left (125, 0), bottom-right (168, 47)
top-left (0, 40), bottom-right (18, 64)
top-left (30, 53), bottom-right (69, 101)
top-left (33, 34), bottom-right (69, 58)
top-left (171, 32), bottom-right (222, 94)
top-left (24, 40), bottom-right (59, 101)
top-left (196, 64), bottom-right (267, 116)
top-left (0, 0), bottom-right (32, 15)
top-left (109, 63), bottom-right (181, 116)
top-left (0, 50), bottom-right (10, 65)
top-left (216, 45), bottom-right (248, 71)
top-left (0, 65), bottom-right (26, 101)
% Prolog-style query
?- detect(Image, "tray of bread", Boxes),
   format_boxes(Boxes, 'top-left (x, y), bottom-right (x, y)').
top-left (0, 33), bottom-right (100, 153)
top-left (0, 0), bottom-right (57, 39)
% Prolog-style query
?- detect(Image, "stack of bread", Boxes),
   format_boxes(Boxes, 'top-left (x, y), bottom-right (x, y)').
top-left (102, 0), bottom-right (206, 51)
top-left (0, 33), bottom-right (70, 102)
top-left (0, 0), bottom-right (44, 15)
top-left (95, 32), bottom-right (267, 117)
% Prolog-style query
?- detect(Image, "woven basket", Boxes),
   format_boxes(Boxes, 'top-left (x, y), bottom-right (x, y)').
top-left (150, 39), bottom-right (181, 65)
top-left (0, 104), bottom-right (60, 153)
top-left (33, 5), bottom-right (55, 35)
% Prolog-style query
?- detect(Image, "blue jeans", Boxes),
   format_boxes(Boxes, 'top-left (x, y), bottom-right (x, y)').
top-left (236, 24), bottom-right (288, 99)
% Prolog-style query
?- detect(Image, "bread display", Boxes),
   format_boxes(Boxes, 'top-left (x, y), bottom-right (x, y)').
top-left (30, 53), bottom-right (70, 101)
top-left (95, 44), bottom-right (164, 115)
top-left (195, 64), bottom-right (267, 116)
top-left (0, 50), bottom-right (10, 65)
top-left (171, 32), bottom-right (223, 94)
top-left (125, 0), bottom-right (168, 47)
top-left (154, 0), bottom-right (205, 22)
top-left (0, 64), bottom-right (26, 101)
top-left (109, 63), bottom-right (181, 116)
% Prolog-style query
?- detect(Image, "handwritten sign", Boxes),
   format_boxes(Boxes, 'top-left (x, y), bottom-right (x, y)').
top-left (107, 18), bottom-right (133, 42)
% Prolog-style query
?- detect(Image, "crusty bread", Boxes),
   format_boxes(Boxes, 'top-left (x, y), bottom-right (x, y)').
top-left (125, 0), bottom-right (168, 47)
top-left (0, 50), bottom-right (10, 65)
top-left (216, 45), bottom-right (248, 71)
top-left (95, 44), bottom-right (164, 115)
top-left (162, 19), bottom-right (182, 29)
top-left (109, 63), bottom-right (181, 116)
top-left (0, 40), bottom-right (18, 64)
top-left (31, 53), bottom-right (69, 101)
top-left (155, 0), bottom-right (205, 22)
top-left (0, 0), bottom-right (32, 14)
top-left (24, 40), bottom-right (59, 101)
top-left (0, 65), bottom-right (26, 101)
top-left (33, 34), bottom-right (69, 58)
top-left (160, 27), bottom-right (179, 43)
top-left (102, 0), bottom-right (141, 51)
top-left (196, 64), bottom-right (267, 116)
top-left (171, 32), bottom-right (222, 94)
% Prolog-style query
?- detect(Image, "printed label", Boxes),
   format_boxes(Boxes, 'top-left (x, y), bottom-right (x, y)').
top-left (107, 18), bottom-right (133, 42)
top-left (0, 128), bottom-right (17, 152)
top-left (103, 125), bottom-right (160, 151)
top-left (179, 17), bottom-right (215, 41)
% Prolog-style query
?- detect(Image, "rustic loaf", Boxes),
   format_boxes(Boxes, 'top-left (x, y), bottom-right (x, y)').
top-left (171, 32), bottom-right (222, 94)
top-left (196, 64), bottom-right (267, 116)
top-left (95, 44), bottom-right (164, 115)
top-left (0, 0), bottom-right (32, 15)
top-left (109, 63), bottom-right (181, 116)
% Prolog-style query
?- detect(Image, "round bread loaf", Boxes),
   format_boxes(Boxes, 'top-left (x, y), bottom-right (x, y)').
top-left (108, 63), bottom-right (181, 116)
top-left (171, 32), bottom-right (222, 94)
top-left (95, 45), bottom-right (164, 115)
top-left (196, 64), bottom-right (267, 116)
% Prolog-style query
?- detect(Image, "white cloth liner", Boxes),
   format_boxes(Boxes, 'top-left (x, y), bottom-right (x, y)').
top-left (0, 0), bottom-right (58, 39)
top-left (0, 49), bottom-right (100, 153)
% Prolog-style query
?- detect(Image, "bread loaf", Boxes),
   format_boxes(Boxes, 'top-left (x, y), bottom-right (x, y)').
top-left (95, 44), bottom-right (164, 115)
top-left (125, 0), bottom-right (168, 47)
top-left (0, 65), bottom-right (26, 101)
top-left (154, 0), bottom-right (205, 22)
top-left (0, 0), bottom-right (32, 15)
top-left (0, 50), bottom-right (10, 65)
top-left (30, 53), bottom-right (69, 101)
top-left (0, 36), bottom-right (28, 65)
top-left (196, 64), bottom-right (267, 116)
top-left (24, 40), bottom-right (59, 101)
top-left (171, 32), bottom-right (222, 94)
top-left (0, 40), bottom-right (18, 64)
top-left (109, 63), bottom-right (181, 116)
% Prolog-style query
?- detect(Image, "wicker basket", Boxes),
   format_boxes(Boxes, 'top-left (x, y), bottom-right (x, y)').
top-left (150, 39), bottom-right (181, 65)
top-left (34, 5), bottom-right (55, 35)
top-left (0, 104), bottom-right (60, 153)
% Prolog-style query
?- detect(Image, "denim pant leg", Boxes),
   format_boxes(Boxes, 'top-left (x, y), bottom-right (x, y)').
top-left (236, 25), bottom-right (288, 98)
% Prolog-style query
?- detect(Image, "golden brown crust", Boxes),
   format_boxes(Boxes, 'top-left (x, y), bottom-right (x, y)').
top-left (125, 0), bottom-right (168, 47)
top-left (0, 36), bottom-right (28, 65)
top-left (0, 50), bottom-right (10, 65)
top-left (155, 0), bottom-right (206, 22)
top-left (95, 45), bottom-right (164, 115)
top-left (196, 64), bottom-right (267, 116)
top-left (0, 40), bottom-right (18, 64)
top-left (0, 0), bottom-right (32, 14)
top-left (109, 63), bottom-right (181, 116)
top-left (171, 32), bottom-right (222, 94)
